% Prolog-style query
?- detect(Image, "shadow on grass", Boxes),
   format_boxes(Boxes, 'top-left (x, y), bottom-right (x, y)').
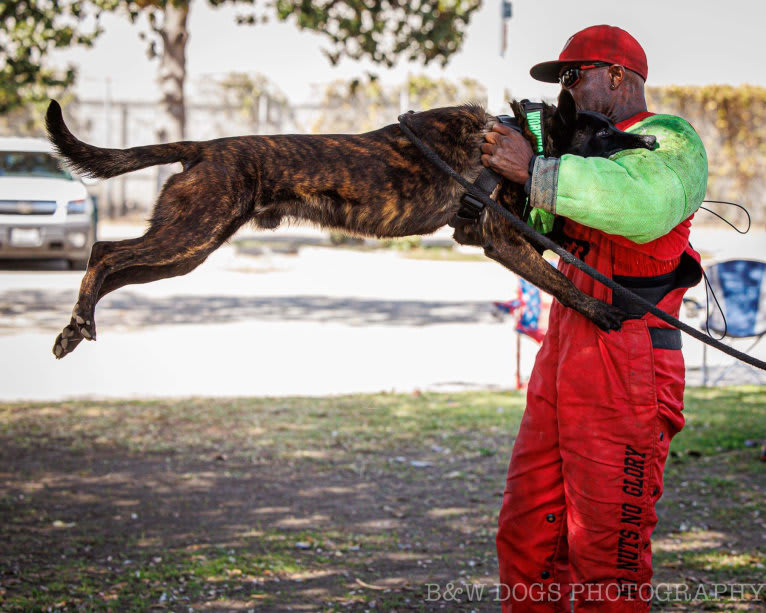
top-left (1, 442), bottom-right (506, 611)
top-left (0, 388), bottom-right (763, 612)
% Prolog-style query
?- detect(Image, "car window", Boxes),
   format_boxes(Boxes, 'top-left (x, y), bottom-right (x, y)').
top-left (0, 151), bottom-right (73, 180)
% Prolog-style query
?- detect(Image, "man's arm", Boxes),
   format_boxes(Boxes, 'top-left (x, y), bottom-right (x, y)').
top-left (529, 115), bottom-right (708, 243)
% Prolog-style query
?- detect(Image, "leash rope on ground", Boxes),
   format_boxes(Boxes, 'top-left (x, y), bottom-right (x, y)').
top-left (397, 116), bottom-right (766, 372)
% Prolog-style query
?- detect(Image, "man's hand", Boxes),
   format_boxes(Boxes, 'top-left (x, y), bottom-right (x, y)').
top-left (481, 124), bottom-right (534, 185)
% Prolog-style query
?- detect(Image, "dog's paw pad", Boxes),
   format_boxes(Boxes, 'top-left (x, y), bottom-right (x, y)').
top-left (71, 304), bottom-right (96, 341)
top-left (53, 325), bottom-right (83, 359)
top-left (76, 320), bottom-right (95, 340)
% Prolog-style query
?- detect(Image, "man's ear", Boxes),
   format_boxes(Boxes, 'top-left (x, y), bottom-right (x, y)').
top-left (556, 89), bottom-right (577, 127)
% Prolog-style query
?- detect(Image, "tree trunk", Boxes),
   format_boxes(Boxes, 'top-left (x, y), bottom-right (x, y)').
top-left (157, 1), bottom-right (189, 142)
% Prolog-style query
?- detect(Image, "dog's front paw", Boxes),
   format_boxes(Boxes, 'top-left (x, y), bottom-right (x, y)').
top-left (589, 301), bottom-right (627, 332)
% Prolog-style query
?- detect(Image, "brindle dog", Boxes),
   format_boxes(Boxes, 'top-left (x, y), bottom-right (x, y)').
top-left (47, 90), bottom-right (655, 359)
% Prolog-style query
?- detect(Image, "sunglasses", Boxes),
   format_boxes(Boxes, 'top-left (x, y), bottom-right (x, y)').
top-left (558, 62), bottom-right (611, 89)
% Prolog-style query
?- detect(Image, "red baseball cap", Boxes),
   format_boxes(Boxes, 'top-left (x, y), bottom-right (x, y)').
top-left (530, 25), bottom-right (648, 83)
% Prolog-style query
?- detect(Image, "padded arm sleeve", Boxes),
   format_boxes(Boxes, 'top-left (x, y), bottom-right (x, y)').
top-left (529, 114), bottom-right (708, 243)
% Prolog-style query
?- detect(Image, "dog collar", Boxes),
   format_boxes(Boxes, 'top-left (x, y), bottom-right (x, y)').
top-left (519, 100), bottom-right (544, 154)
top-left (456, 100), bottom-right (545, 222)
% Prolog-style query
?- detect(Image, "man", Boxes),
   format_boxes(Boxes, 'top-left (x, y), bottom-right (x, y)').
top-left (480, 25), bottom-right (708, 611)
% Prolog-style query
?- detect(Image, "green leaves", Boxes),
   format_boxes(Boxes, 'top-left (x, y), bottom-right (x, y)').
top-left (646, 85), bottom-right (766, 225)
top-left (273, 0), bottom-right (482, 68)
top-left (0, 0), bottom-right (103, 113)
top-left (1, 0), bottom-right (482, 138)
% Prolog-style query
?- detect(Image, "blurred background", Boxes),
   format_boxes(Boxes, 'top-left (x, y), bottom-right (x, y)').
top-left (1, 0), bottom-right (765, 399)
top-left (1, 5), bottom-right (765, 610)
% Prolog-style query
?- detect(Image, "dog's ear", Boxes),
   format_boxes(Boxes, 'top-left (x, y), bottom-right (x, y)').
top-left (556, 89), bottom-right (577, 128)
top-left (509, 100), bottom-right (526, 125)
top-left (546, 91), bottom-right (577, 155)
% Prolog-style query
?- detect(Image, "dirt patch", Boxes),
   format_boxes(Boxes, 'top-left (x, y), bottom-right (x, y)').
top-left (1, 391), bottom-right (764, 611)
top-left (2, 441), bottom-right (505, 611)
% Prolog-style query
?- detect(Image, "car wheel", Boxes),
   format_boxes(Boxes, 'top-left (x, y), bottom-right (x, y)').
top-left (67, 258), bottom-right (89, 271)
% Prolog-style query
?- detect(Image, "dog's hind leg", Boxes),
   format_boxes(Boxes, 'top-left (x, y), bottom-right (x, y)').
top-left (53, 257), bottom-right (206, 358)
top-left (53, 171), bottom-right (248, 358)
top-left (53, 223), bottom-right (237, 359)
top-left (482, 235), bottom-right (627, 331)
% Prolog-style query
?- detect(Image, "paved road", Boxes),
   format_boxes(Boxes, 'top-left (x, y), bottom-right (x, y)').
top-left (1, 224), bottom-right (764, 401)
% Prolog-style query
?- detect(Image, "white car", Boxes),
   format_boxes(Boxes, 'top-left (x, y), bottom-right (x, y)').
top-left (0, 136), bottom-right (96, 269)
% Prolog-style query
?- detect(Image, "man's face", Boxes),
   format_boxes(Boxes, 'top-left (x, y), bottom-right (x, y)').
top-left (558, 64), bottom-right (612, 115)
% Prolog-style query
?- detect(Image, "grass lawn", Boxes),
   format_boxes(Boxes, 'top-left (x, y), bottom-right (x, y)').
top-left (0, 387), bottom-right (763, 611)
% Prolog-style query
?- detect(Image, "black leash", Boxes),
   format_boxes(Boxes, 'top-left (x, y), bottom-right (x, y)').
top-left (692, 200), bottom-right (753, 339)
top-left (700, 199), bottom-right (751, 234)
top-left (397, 114), bottom-right (766, 372)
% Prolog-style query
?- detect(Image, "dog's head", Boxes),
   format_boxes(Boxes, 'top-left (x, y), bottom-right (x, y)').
top-left (544, 89), bottom-right (657, 158)
top-left (398, 104), bottom-right (492, 169)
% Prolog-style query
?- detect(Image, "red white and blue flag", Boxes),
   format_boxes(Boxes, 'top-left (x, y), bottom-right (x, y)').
top-left (493, 279), bottom-right (545, 343)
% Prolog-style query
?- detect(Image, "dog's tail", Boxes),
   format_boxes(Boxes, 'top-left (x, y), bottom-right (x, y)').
top-left (46, 100), bottom-right (201, 179)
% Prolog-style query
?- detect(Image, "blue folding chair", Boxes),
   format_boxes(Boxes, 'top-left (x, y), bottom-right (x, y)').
top-left (684, 259), bottom-right (766, 386)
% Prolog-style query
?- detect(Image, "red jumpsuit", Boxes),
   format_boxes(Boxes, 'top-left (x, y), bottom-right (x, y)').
top-left (495, 113), bottom-right (704, 612)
